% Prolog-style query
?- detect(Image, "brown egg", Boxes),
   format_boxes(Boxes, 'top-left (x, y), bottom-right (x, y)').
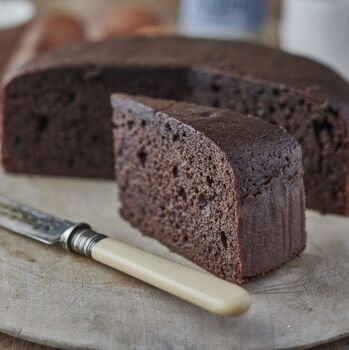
top-left (34, 14), bottom-right (85, 55)
top-left (102, 6), bottom-right (161, 38)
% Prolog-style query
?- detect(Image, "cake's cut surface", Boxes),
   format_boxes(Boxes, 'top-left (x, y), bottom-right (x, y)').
top-left (111, 94), bottom-right (306, 283)
top-left (2, 37), bottom-right (349, 214)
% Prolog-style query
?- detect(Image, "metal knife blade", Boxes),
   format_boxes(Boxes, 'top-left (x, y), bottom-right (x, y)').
top-left (0, 195), bottom-right (74, 244)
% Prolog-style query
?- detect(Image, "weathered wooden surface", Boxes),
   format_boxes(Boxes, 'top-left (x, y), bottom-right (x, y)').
top-left (0, 169), bottom-right (349, 350)
top-left (2, 332), bottom-right (349, 350)
top-left (0, 332), bottom-right (57, 350)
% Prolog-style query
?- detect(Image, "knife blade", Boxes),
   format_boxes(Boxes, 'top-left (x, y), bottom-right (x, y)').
top-left (0, 195), bottom-right (251, 316)
top-left (0, 196), bottom-right (73, 244)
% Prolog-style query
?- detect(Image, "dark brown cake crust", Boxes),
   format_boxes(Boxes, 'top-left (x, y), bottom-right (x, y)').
top-left (111, 94), bottom-right (306, 283)
top-left (2, 37), bottom-right (349, 214)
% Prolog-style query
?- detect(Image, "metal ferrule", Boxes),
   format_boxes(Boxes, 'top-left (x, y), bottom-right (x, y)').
top-left (60, 223), bottom-right (106, 258)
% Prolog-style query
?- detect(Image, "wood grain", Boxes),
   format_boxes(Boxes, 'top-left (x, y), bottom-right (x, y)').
top-left (0, 332), bottom-right (55, 350)
top-left (2, 332), bottom-right (349, 350)
top-left (0, 170), bottom-right (349, 350)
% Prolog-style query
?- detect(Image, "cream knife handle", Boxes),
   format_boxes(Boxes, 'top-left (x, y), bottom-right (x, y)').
top-left (91, 237), bottom-right (251, 316)
top-left (61, 225), bottom-right (251, 316)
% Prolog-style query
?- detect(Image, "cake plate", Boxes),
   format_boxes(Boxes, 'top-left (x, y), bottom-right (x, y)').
top-left (0, 169), bottom-right (348, 350)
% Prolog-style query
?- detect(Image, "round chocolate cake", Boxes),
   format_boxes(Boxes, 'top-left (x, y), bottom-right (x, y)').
top-left (2, 37), bottom-right (348, 214)
top-left (0, 37), bottom-right (317, 282)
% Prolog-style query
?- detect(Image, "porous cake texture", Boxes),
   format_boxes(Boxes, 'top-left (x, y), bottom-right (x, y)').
top-left (111, 94), bottom-right (306, 283)
top-left (2, 37), bottom-right (348, 214)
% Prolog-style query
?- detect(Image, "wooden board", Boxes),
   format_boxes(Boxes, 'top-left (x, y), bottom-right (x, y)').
top-left (0, 169), bottom-right (349, 350)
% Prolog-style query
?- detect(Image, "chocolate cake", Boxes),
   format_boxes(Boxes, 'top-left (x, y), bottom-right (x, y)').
top-left (2, 37), bottom-right (349, 214)
top-left (111, 94), bottom-right (306, 283)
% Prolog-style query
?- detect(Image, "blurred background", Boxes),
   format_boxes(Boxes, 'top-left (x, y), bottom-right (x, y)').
top-left (0, 0), bottom-right (278, 78)
top-left (1, 0), bottom-right (348, 82)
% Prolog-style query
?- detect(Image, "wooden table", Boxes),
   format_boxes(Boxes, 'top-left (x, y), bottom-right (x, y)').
top-left (1, 331), bottom-right (349, 350)
top-left (0, 170), bottom-right (349, 350)
top-left (1, 326), bottom-right (349, 349)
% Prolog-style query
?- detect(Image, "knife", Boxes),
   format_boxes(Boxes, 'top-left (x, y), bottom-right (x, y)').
top-left (0, 195), bottom-right (251, 316)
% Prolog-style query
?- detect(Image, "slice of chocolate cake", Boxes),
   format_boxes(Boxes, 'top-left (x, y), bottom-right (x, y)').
top-left (2, 37), bottom-right (349, 214)
top-left (111, 94), bottom-right (306, 283)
